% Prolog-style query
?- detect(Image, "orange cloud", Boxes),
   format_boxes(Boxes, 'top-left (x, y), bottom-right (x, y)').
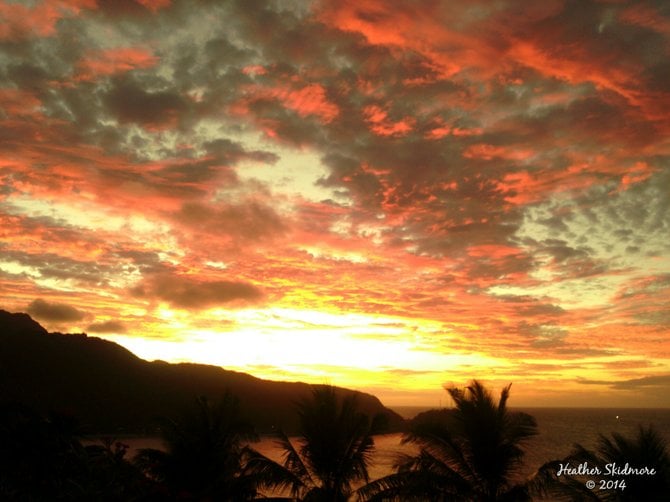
top-left (280, 84), bottom-right (340, 122)
top-left (136, 0), bottom-right (171, 13)
top-left (242, 83), bottom-right (340, 123)
top-left (463, 144), bottom-right (534, 161)
top-left (75, 47), bottom-right (159, 81)
top-left (1, 0), bottom-right (668, 408)
top-left (0, 0), bottom-right (93, 40)
top-left (0, 88), bottom-right (42, 116)
top-left (316, 0), bottom-right (488, 78)
top-left (363, 105), bottom-right (414, 137)
top-left (619, 3), bottom-right (670, 36)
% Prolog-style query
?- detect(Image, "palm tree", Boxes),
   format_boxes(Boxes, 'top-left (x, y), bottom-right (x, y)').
top-left (0, 404), bottom-right (151, 501)
top-left (246, 385), bottom-right (386, 501)
top-left (0, 404), bottom-right (87, 500)
top-left (134, 392), bottom-right (259, 500)
top-left (359, 380), bottom-right (538, 501)
top-left (532, 425), bottom-right (670, 501)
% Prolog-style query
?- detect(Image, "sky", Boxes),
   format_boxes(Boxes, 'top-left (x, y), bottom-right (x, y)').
top-left (1, 0), bottom-right (669, 408)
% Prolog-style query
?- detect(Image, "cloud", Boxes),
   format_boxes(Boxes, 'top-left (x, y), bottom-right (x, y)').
top-left (0, 0), bottom-right (668, 405)
top-left (103, 77), bottom-right (188, 128)
top-left (94, 0), bottom-right (167, 17)
top-left (578, 374), bottom-right (670, 390)
top-left (75, 47), bottom-right (159, 81)
top-left (0, 1), bottom-right (90, 41)
top-left (26, 298), bottom-right (85, 322)
top-left (611, 374), bottom-right (670, 389)
top-left (87, 320), bottom-right (127, 333)
top-left (173, 200), bottom-right (287, 241)
top-left (132, 272), bottom-right (264, 309)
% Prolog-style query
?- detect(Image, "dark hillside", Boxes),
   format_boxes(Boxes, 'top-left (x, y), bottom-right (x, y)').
top-left (0, 310), bottom-right (404, 434)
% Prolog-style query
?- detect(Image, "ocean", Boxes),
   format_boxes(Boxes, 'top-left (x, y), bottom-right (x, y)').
top-left (518, 407), bottom-right (670, 477)
top-left (391, 407), bottom-right (670, 479)
top-left (115, 407), bottom-right (670, 494)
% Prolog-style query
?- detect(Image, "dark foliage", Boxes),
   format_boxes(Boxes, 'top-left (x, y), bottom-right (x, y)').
top-left (359, 380), bottom-right (538, 501)
top-left (246, 386), bottom-right (387, 501)
top-left (134, 393), bottom-right (260, 501)
top-left (532, 425), bottom-right (670, 501)
top-left (0, 403), bottom-right (155, 501)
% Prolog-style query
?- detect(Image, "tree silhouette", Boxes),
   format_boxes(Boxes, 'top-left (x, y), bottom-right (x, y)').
top-left (0, 404), bottom-right (84, 500)
top-left (532, 425), bottom-right (670, 501)
top-left (359, 380), bottom-right (537, 501)
top-left (246, 386), bottom-right (386, 501)
top-left (0, 403), bottom-right (151, 501)
top-left (134, 392), bottom-right (259, 501)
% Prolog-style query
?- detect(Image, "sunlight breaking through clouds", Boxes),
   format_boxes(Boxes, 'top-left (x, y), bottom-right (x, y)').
top-left (1, 0), bottom-right (668, 407)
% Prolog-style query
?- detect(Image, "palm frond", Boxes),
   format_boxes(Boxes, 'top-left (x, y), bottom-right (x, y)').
top-left (404, 416), bottom-right (477, 484)
top-left (243, 445), bottom-right (307, 498)
top-left (356, 467), bottom-right (469, 501)
top-left (389, 380), bottom-right (539, 501)
top-left (275, 429), bottom-right (315, 489)
top-left (528, 459), bottom-right (603, 501)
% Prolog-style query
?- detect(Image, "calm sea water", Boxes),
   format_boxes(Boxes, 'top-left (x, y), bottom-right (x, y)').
top-left (516, 407), bottom-right (670, 478)
top-left (115, 407), bottom-right (670, 484)
top-left (393, 407), bottom-right (670, 464)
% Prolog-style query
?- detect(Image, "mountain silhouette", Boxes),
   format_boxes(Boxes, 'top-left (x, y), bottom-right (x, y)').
top-left (0, 310), bottom-right (404, 434)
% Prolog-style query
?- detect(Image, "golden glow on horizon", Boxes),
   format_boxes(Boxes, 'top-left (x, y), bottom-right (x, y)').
top-left (100, 307), bottom-right (503, 391)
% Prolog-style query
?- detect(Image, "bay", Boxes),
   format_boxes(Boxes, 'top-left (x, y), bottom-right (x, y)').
top-left (107, 407), bottom-right (670, 486)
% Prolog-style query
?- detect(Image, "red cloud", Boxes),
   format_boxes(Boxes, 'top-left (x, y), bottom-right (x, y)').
top-left (425, 119), bottom-right (483, 139)
top-left (319, 0), bottom-right (669, 126)
top-left (467, 244), bottom-right (524, 259)
top-left (317, 0), bottom-right (500, 79)
top-left (463, 144), bottom-right (534, 161)
top-left (619, 4), bottom-right (670, 36)
top-left (0, 88), bottom-right (42, 116)
top-left (268, 83), bottom-right (340, 123)
top-left (0, 0), bottom-right (94, 40)
top-left (280, 84), bottom-right (339, 122)
top-left (507, 40), bottom-right (638, 104)
top-left (618, 161), bottom-right (657, 191)
top-left (136, 0), bottom-right (171, 12)
top-left (75, 47), bottom-right (159, 81)
top-left (363, 105), bottom-right (414, 137)
top-left (234, 82), bottom-right (339, 125)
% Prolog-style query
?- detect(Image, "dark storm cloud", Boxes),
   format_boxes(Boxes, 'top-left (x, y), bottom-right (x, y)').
top-left (112, 250), bottom-right (164, 273)
top-left (288, 0), bottom-right (670, 264)
top-left (0, 248), bottom-right (108, 286)
top-left (0, 212), bottom-right (167, 288)
top-left (174, 200), bottom-right (287, 241)
top-left (26, 298), bottom-right (85, 322)
top-left (5, 62), bottom-right (51, 93)
top-left (151, 160), bottom-right (234, 187)
top-left (1, 0), bottom-right (661, 271)
top-left (203, 138), bottom-right (279, 166)
top-left (103, 77), bottom-right (189, 127)
top-left (131, 272), bottom-right (264, 309)
top-left (94, 0), bottom-right (161, 17)
top-left (134, 139), bottom-right (279, 194)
